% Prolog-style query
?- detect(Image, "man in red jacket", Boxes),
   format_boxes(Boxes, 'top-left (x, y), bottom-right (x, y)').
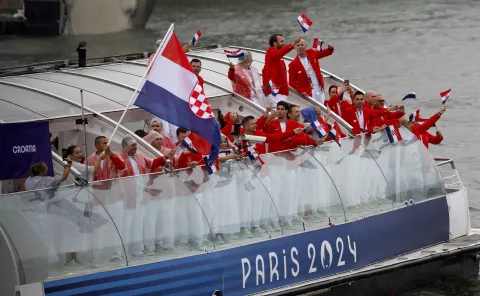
top-left (344, 92), bottom-right (399, 134)
top-left (288, 39), bottom-right (334, 104)
top-left (261, 101), bottom-right (322, 152)
top-left (325, 85), bottom-right (352, 120)
top-left (399, 105), bottom-right (446, 149)
top-left (370, 94), bottom-right (405, 131)
top-left (264, 33), bottom-right (301, 105)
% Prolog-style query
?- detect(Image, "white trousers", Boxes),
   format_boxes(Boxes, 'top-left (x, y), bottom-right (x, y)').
top-left (267, 94), bottom-right (289, 106)
top-left (312, 89), bottom-right (325, 105)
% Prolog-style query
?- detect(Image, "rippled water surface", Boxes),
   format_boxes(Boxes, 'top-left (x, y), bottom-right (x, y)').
top-left (1, 0), bottom-right (479, 294)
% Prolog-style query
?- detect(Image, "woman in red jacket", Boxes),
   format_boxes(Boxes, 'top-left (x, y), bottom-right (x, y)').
top-left (228, 51), bottom-right (268, 107)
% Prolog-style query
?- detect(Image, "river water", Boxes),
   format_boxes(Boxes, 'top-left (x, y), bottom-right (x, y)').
top-left (1, 0), bottom-right (480, 294)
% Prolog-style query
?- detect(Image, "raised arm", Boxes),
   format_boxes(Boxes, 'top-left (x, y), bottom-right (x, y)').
top-left (315, 44), bottom-right (334, 59)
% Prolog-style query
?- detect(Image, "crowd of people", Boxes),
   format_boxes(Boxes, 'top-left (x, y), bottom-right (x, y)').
top-left (21, 32), bottom-right (448, 267)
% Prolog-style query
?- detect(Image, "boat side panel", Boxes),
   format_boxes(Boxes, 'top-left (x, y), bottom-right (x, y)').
top-left (41, 197), bottom-right (449, 296)
top-left (447, 187), bottom-right (470, 239)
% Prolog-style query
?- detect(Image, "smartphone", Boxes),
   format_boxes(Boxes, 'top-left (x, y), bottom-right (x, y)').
top-left (344, 80), bottom-right (350, 85)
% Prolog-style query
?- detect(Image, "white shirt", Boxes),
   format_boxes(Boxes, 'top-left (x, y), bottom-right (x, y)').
top-left (299, 56), bottom-right (321, 91)
top-left (356, 110), bottom-right (365, 131)
top-left (72, 161), bottom-right (94, 180)
top-left (128, 156), bottom-right (141, 176)
top-left (280, 121), bottom-right (287, 132)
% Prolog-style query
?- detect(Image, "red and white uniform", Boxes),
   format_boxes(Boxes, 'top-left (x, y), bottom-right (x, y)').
top-left (264, 44), bottom-right (294, 103)
top-left (410, 113), bottom-right (443, 149)
top-left (261, 119), bottom-right (316, 152)
top-left (343, 106), bottom-right (388, 135)
top-left (288, 48), bottom-right (334, 104)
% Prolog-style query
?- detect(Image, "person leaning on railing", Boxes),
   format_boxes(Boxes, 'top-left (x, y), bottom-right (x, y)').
top-left (399, 104), bottom-right (447, 149)
top-left (24, 159), bottom-right (72, 191)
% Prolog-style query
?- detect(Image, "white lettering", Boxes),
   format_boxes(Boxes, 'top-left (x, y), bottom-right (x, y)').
top-left (241, 258), bottom-right (251, 289)
top-left (347, 235), bottom-right (357, 262)
top-left (12, 145), bottom-right (36, 154)
top-left (269, 252), bottom-right (279, 282)
top-left (255, 255), bottom-right (265, 285)
top-left (308, 243), bottom-right (317, 273)
top-left (321, 240), bottom-right (333, 269)
top-left (336, 237), bottom-right (345, 267)
top-left (283, 249), bottom-right (287, 279)
top-left (291, 247), bottom-right (300, 277)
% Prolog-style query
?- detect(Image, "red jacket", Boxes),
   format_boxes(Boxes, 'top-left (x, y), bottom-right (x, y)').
top-left (288, 48), bottom-right (334, 96)
top-left (228, 67), bottom-right (254, 100)
top-left (261, 119), bottom-right (316, 152)
top-left (239, 129), bottom-right (296, 155)
top-left (410, 113), bottom-right (442, 149)
top-left (262, 67), bottom-right (271, 96)
top-left (370, 109), bottom-right (405, 129)
top-left (264, 44), bottom-right (294, 96)
top-left (325, 93), bottom-right (352, 120)
top-left (343, 106), bottom-right (387, 135)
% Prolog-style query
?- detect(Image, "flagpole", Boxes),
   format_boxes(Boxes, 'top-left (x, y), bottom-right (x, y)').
top-left (80, 89), bottom-right (89, 182)
top-left (107, 23), bottom-right (175, 146)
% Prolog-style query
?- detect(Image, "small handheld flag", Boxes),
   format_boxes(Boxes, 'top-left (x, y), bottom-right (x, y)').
top-left (402, 92), bottom-right (417, 101)
top-left (246, 145), bottom-right (264, 166)
top-left (191, 30), bottom-right (202, 47)
top-left (313, 38), bottom-right (324, 51)
top-left (297, 13), bottom-right (312, 33)
top-left (182, 137), bottom-right (198, 153)
top-left (440, 88), bottom-right (451, 105)
top-left (223, 49), bottom-right (245, 63)
top-left (268, 80), bottom-right (279, 97)
top-left (385, 124), bottom-right (402, 144)
top-left (204, 157), bottom-right (220, 175)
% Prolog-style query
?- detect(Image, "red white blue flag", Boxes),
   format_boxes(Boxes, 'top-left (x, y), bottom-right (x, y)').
top-left (385, 124), bottom-right (402, 144)
top-left (134, 28), bottom-right (220, 165)
top-left (224, 49), bottom-right (245, 59)
top-left (204, 157), bottom-right (220, 175)
top-left (313, 38), bottom-right (324, 51)
top-left (402, 92), bottom-right (417, 101)
top-left (192, 30), bottom-right (201, 47)
top-left (440, 88), bottom-right (451, 105)
top-left (268, 80), bottom-right (279, 97)
top-left (297, 13), bottom-right (313, 33)
top-left (246, 145), bottom-right (264, 165)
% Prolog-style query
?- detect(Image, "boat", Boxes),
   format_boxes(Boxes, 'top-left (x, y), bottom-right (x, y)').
top-left (0, 44), bottom-right (478, 296)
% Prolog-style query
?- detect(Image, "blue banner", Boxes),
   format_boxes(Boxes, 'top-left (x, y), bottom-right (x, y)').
top-left (0, 121), bottom-right (53, 180)
top-left (43, 196), bottom-right (449, 296)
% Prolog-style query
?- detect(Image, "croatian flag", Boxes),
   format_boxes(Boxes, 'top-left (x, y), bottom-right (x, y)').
top-left (313, 120), bottom-right (328, 139)
top-left (440, 88), bottom-right (451, 105)
top-left (191, 30), bottom-right (201, 47)
top-left (313, 38), bottom-right (324, 51)
top-left (402, 92), bottom-right (417, 101)
top-left (385, 124), bottom-right (402, 144)
top-left (134, 28), bottom-right (220, 165)
top-left (182, 136), bottom-right (198, 153)
top-left (297, 13), bottom-right (312, 33)
top-left (302, 107), bottom-right (327, 138)
top-left (327, 122), bottom-right (342, 147)
top-left (408, 109), bottom-right (420, 123)
top-left (268, 80), bottom-right (279, 97)
top-left (246, 145), bottom-right (264, 165)
top-left (224, 49), bottom-right (245, 59)
top-left (204, 157), bottom-right (220, 175)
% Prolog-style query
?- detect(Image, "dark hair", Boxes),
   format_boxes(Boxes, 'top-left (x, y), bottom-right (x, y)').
top-left (277, 100), bottom-right (290, 111)
top-left (190, 58), bottom-right (201, 65)
top-left (67, 145), bottom-right (79, 156)
top-left (328, 85), bottom-right (337, 93)
top-left (176, 127), bottom-right (188, 136)
top-left (354, 91), bottom-right (364, 97)
top-left (134, 129), bottom-right (148, 138)
top-left (94, 136), bottom-right (106, 146)
top-left (287, 104), bottom-right (299, 113)
top-left (241, 115), bottom-right (255, 126)
top-left (269, 34), bottom-right (283, 47)
top-left (217, 110), bottom-right (227, 129)
top-left (30, 162), bottom-right (46, 177)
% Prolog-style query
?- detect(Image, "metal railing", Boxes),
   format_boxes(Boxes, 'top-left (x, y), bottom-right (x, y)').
top-left (434, 157), bottom-right (464, 191)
